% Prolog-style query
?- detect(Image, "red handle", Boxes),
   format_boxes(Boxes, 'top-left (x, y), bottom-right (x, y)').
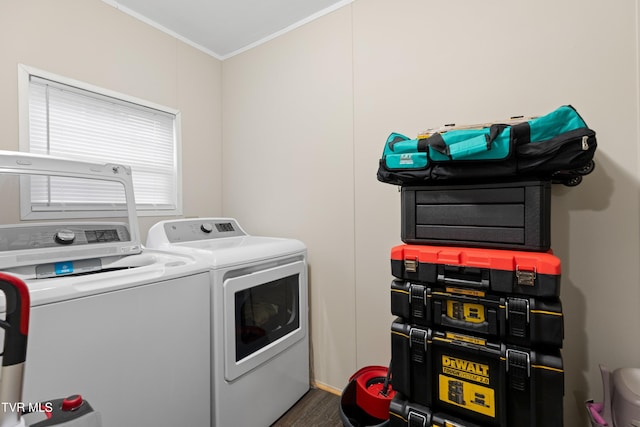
top-left (0, 272), bottom-right (30, 366)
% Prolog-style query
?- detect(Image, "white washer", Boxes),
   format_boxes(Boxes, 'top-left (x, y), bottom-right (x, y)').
top-left (146, 218), bottom-right (309, 427)
top-left (0, 152), bottom-right (212, 427)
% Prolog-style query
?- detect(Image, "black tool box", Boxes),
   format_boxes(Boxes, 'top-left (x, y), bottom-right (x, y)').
top-left (401, 180), bottom-right (551, 251)
top-left (389, 396), bottom-right (484, 427)
top-left (391, 244), bottom-right (561, 298)
top-left (391, 280), bottom-right (563, 348)
top-left (390, 320), bottom-right (564, 426)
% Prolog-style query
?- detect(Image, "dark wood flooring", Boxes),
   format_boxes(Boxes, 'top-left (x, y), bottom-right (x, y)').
top-left (271, 388), bottom-right (342, 427)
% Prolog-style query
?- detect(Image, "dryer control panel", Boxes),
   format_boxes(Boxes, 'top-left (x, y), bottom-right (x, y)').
top-left (160, 218), bottom-right (247, 243)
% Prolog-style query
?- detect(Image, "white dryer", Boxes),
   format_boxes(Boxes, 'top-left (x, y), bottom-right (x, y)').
top-left (0, 152), bottom-right (211, 427)
top-left (146, 218), bottom-right (309, 427)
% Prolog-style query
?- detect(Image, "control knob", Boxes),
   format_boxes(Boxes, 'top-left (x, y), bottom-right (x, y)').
top-left (61, 395), bottom-right (84, 411)
top-left (54, 229), bottom-right (76, 244)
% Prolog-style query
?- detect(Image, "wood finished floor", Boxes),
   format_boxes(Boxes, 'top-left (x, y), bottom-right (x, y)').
top-left (271, 388), bottom-right (342, 427)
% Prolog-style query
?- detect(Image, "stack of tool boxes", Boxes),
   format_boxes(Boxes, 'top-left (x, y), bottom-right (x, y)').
top-left (388, 180), bottom-right (565, 427)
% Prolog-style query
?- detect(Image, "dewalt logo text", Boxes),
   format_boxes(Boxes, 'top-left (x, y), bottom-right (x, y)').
top-left (441, 355), bottom-right (490, 384)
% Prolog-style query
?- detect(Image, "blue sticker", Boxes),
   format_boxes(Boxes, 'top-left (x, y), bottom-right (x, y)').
top-left (54, 262), bottom-right (74, 275)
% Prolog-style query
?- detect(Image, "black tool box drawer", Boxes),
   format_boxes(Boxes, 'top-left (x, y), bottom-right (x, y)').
top-left (401, 180), bottom-right (551, 251)
top-left (389, 397), bottom-right (483, 427)
top-left (391, 280), bottom-right (563, 348)
top-left (391, 244), bottom-right (561, 298)
top-left (390, 320), bottom-right (564, 426)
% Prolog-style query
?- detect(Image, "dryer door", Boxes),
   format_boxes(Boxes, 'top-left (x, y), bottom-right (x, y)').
top-left (223, 260), bottom-right (307, 381)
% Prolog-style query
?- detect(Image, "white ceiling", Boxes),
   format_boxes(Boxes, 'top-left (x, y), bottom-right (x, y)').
top-left (101, 0), bottom-right (352, 60)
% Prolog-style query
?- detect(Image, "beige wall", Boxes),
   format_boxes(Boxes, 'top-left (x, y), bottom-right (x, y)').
top-left (0, 0), bottom-right (223, 234)
top-left (221, 7), bottom-right (357, 390)
top-left (223, 1), bottom-right (640, 425)
top-left (2, 1), bottom-right (640, 426)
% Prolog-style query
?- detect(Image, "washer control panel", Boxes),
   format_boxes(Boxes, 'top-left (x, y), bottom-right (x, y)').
top-left (0, 223), bottom-right (131, 252)
top-left (161, 218), bottom-right (247, 243)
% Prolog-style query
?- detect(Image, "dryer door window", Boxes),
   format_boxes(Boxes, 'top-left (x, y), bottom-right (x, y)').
top-left (223, 260), bottom-right (307, 382)
top-left (235, 274), bottom-right (299, 361)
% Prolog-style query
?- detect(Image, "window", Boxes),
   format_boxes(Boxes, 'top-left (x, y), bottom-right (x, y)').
top-left (18, 64), bottom-right (182, 219)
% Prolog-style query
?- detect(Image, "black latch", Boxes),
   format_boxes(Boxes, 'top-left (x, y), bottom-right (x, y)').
top-left (408, 410), bottom-right (428, 427)
top-left (506, 298), bottom-right (530, 339)
top-left (410, 283), bottom-right (427, 323)
top-left (506, 349), bottom-right (530, 392)
top-left (409, 328), bottom-right (428, 365)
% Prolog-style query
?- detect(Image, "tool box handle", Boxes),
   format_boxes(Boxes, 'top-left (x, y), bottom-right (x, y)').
top-left (437, 265), bottom-right (489, 289)
top-left (0, 272), bottom-right (30, 366)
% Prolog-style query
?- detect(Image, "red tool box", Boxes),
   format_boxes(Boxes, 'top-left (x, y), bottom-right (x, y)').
top-left (391, 244), bottom-right (561, 298)
top-left (391, 280), bottom-right (563, 348)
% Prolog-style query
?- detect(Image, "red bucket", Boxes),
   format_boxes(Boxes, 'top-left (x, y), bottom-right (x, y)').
top-left (350, 366), bottom-right (396, 421)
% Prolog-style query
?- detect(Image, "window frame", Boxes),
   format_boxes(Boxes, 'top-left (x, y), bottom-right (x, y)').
top-left (17, 63), bottom-right (183, 219)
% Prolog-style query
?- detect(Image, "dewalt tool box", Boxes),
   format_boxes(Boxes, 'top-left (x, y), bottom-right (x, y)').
top-left (390, 244), bottom-right (561, 298)
top-left (389, 396), bottom-right (483, 427)
top-left (400, 180), bottom-right (551, 251)
top-left (391, 280), bottom-right (563, 348)
top-left (391, 320), bottom-right (564, 426)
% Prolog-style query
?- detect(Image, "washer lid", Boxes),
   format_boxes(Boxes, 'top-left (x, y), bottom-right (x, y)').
top-left (175, 235), bottom-right (306, 267)
top-left (0, 151), bottom-right (141, 269)
top-left (1, 249), bottom-right (209, 309)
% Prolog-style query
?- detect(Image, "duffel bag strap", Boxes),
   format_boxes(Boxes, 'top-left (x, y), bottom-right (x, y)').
top-left (424, 124), bottom-right (506, 160)
top-left (387, 133), bottom-right (410, 151)
top-left (385, 132), bottom-right (433, 156)
top-left (511, 121), bottom-right (531, 146)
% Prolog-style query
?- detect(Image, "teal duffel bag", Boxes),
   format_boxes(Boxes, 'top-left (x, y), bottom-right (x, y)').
top-left (377, 105), bottom-right (597, 186)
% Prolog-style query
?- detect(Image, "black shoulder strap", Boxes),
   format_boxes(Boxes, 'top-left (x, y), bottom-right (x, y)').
top-left (511, 122), bottom-right (531, 147)
top-left (488, 124), bottom-right (508, 147)
top-left (421, 133), bottom-right (446, 154)
top-left (389, 135), bottom-right (407, 151)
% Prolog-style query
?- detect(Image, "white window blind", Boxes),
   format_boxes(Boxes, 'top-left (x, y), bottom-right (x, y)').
top-left (22, 69), bottom-right (181, 218)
